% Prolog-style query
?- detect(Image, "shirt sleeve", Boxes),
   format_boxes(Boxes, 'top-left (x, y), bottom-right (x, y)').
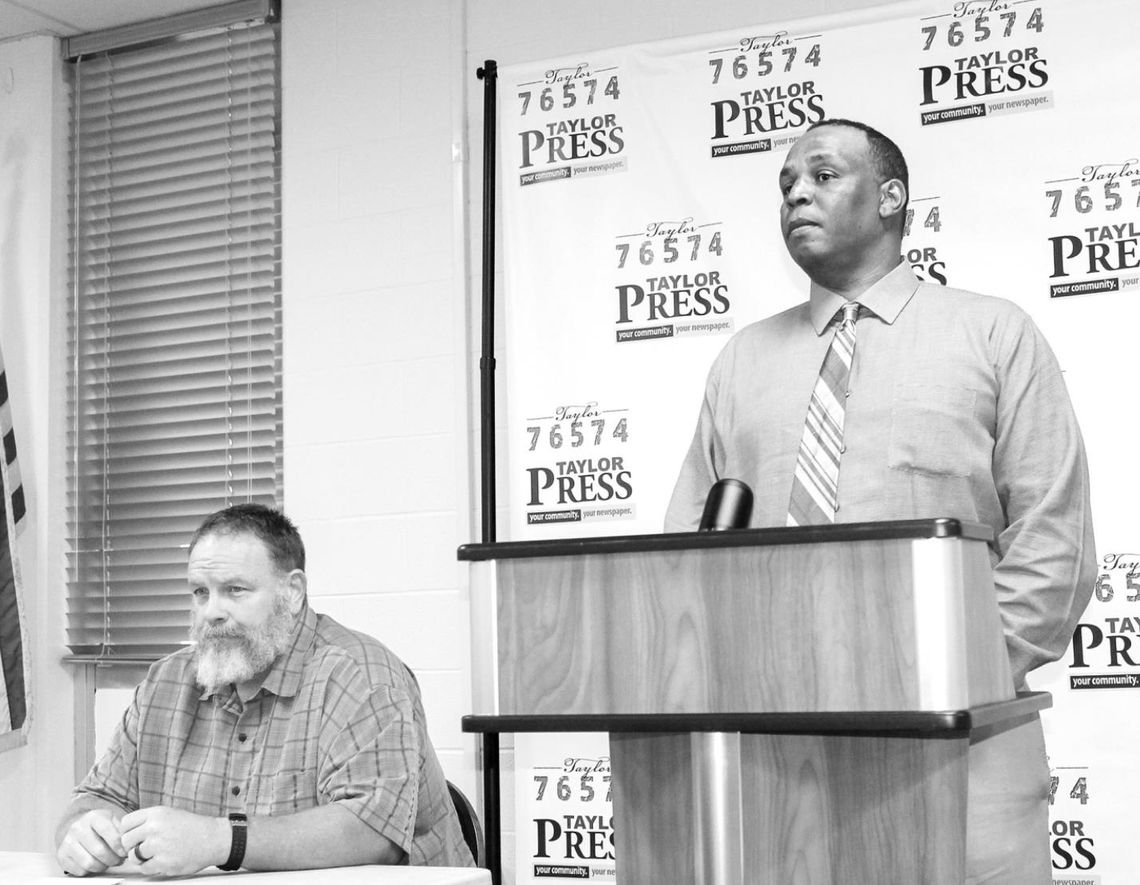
top-left (316, 665), bottom-right (421, 859)
top-left (664, 354), bottom-right (728, 532)
top-left (990, 309), bottom-right (1096, 688)
top-left (70, 684), bottom-right (143, 814)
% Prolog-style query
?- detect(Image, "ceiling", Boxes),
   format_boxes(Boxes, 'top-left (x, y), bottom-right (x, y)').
top-left (0, 0), bottom-right (226, 43)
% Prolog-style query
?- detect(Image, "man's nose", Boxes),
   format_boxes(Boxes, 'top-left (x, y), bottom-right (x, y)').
top-left (200, 591), bottom-right (228, 622)
top-left (784, 179), bottom-right (810, 205)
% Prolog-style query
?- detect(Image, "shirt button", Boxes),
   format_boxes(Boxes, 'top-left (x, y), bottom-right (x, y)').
top-left (238, 733), bottom-right (248, 743)
top-left (231, 786), bottom-right (241, 796)
top-left (845, 389), bottom-right (851, 398)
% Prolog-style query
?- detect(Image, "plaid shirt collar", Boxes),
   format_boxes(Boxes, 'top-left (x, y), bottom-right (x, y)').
top-left (201, 603), bottom-right (319, 704)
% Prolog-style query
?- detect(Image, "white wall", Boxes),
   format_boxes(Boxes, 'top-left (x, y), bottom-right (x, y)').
top-left (0, 34), bottom-right (75, 852)
top-left (280, 0), bottom-right (477, 797)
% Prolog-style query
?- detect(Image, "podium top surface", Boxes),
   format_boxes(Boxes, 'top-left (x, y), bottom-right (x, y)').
top-left (458, 517), bottom-right (992, 562)
top-left (461, 692), bottom-right (1051, 739)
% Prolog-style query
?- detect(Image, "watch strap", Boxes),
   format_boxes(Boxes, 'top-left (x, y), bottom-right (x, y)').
top-left (218, 812), bottom-right (248, 871)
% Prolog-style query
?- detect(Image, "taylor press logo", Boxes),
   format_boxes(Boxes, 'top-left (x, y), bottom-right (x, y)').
top-left (530, 757), bottom-right (615, 880)
top-left (523, 402), bottom-right (634, 525)
top-left (1045, 159), bottom-right (1140, 298)
top-left (706, 30), bottom-right (826, 158)
top-left (903, 196), bottom-right (949, 285)
top-left (1049, 760), bottom-right (1098, 876)
top-left (612, 217), bottom-right (732, 343)
top-left (515, 62), bottom-right (626, 185)
top-left (1068, 552), bottom-right (1140, 690)
top-left (917, 1), bottom-right (1050, 125)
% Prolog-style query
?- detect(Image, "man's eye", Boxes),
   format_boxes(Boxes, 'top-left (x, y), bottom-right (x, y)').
top-left (228, 586), bottom-right (247, 595)
top-left (191, 587), bottom-right (208, 599)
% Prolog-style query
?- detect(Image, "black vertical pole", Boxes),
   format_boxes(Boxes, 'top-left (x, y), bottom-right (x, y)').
top-left (475, 59), bottom-right (501, 885)
top-left (481, 732), bottom-right (501, 883)
top-left (478, 60), bottom-right (498, 548)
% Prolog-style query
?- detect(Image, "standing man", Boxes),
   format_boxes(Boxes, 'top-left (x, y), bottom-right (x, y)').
top-left (667, 119), bottom-right (1095, 882)
top-left (55, 503), bottom-right (473, 876)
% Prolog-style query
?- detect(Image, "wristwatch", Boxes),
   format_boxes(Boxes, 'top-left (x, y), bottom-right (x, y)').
top-left (218, 812), bottom-right (248, 871)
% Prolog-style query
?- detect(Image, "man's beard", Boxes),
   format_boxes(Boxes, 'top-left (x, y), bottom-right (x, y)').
top-left (191, 594), bottom-right (295, 693)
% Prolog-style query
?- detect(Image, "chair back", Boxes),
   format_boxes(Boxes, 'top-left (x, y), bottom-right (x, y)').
top-left (447, 780), bottom-right (485, 867)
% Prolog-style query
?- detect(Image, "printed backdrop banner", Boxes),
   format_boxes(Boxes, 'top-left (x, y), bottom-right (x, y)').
top-left (500, 0), bottom-right (1135, 881)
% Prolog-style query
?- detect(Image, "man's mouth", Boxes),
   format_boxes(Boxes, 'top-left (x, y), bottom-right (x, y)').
top-left (786, 218), bottom-right (819, 233)
top-left (198, 630), bottom-right (246, 645)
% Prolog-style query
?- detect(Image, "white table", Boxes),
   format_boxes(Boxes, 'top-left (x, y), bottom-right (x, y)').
top-left (0, 852), bottom-right (491, 884)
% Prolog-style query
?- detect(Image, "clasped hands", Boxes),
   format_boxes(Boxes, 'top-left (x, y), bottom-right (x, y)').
top-left (57, 805), bottom-right (231, 877)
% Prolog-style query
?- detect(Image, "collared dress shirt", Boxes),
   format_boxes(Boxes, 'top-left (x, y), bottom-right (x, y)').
top-left (72, 604), bottom-right (472, 867)
top-left (666, 259), bottom-right (1096, 689)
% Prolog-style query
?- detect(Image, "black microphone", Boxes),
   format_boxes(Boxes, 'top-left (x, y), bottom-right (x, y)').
top-left (698, 478), bottom-right (753, 531)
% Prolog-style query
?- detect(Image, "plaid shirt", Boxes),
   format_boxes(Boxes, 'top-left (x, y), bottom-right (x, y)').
top-left (73, 605), bottom-right (472, 867)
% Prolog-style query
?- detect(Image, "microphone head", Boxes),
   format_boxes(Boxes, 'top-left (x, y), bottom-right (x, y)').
top-left (699, 478), bottom-right (753, 531)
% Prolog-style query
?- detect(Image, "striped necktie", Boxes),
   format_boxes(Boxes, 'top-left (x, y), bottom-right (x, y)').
top-left (787, 301), bottom-right (861, 526)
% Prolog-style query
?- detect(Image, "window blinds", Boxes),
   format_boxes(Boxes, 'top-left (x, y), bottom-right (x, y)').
top-left (66, 11), bottom-right (282, 661)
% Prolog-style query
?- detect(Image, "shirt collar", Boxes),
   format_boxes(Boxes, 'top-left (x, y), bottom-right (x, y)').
top-left (807, 259), bottom-right (919, 334)
top-left (199, 603), bottom-right (318, 704)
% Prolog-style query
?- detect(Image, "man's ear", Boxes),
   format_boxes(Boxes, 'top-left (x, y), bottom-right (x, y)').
top-left (879, 178), bottom-right (907, 223)
top-left (284, 569), bottom-right (307, 614)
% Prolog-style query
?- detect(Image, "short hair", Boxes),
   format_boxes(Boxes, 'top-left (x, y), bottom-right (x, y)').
top-left (809, 118), bottom-right (908, 191)
top-left (189, 503), bottom-right (306, 573)
top-left (808, 118), bottom-right (909, 228)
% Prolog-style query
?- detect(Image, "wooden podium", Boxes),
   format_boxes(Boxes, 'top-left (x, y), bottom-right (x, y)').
top-left (460, 519), bottom-right (1050, 884)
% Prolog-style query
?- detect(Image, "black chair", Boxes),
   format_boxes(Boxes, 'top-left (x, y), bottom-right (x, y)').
top-left (447, 779), bottom-right (485, 867)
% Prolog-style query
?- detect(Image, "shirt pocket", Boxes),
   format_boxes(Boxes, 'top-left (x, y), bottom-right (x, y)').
top-left (252, 767), bottom-right (319, 816)
top-left (887, 384), bottom-right (978, 477)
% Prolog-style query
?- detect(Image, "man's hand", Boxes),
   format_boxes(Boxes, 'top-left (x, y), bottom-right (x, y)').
top-left (119, 806), bottom-right (231, 877)
top-left (55, 807), bottom-right (127, 876)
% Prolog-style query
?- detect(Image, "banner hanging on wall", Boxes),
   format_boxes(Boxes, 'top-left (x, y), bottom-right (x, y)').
top-left (500, 0), bottom-right (1136, 881)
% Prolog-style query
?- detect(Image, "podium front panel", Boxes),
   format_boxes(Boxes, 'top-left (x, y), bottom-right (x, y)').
top-left (471, 529), bottom-right (1012, 716)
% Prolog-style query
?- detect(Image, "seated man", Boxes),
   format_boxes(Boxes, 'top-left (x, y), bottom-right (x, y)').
top-left (55, 503), bottom-right (473, 876)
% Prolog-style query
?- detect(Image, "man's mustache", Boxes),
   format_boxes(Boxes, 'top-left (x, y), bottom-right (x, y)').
top-left (193, 624), bottom-right (249, 643)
